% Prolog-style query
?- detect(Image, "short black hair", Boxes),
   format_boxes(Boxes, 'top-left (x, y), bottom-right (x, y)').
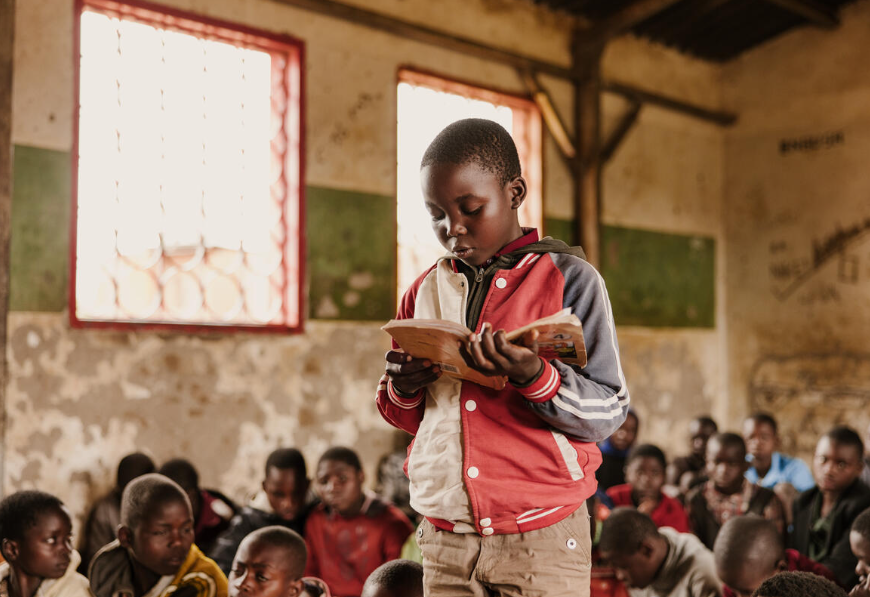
top-left (694, 416), bottom-right (718, 431)
top-left (0, 491), bottom-right (66, 545)
top-left (362, 559), bottom-right (424, 597)
top-left (752, 571), bottom-right (847, 597)
top-left (709, 432), bottom-right (747, 460)
top-left (714, 515), bottom-right (784, 574)
top-left (852, 507), bottom-right (870, 540)
top-left (822, 426), bottom-right (864, 458)
top-left (318, 447), bottom-right (362, 472)
top-left (240, 526), bottom-right (307, 579)
top-left (117, 452), bottom-right (156, 489)
top-left (746, 412), bottom-right (778, 434)
top-left (265, 448), bottom-right (307, 478)
top-left (158, 459), bottom-right (199, 493)
top-left (421, 118), bottom-right (521, 186)
top-left (599, 507), bottom-right (659, 556)
top-left (121, 473), bottom-right (191, 530)
top-left (627, 444), bottom-right (666, 469)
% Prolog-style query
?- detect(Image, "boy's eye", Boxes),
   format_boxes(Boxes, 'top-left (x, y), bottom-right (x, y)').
top-left (46, 537), bottom-right (56, 545)
top-left (256, 575), bottom-right (269, 582)
top-left (462, 206), bottom-right (483, 216)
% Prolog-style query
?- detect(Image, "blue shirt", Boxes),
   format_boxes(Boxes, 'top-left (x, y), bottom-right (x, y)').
top-left (745, 451), bottom-right (815, 491)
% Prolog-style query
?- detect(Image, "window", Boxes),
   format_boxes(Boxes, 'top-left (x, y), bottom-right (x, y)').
top-left (396, 69), bottom-right (542, 297)
top-left (72, 0), bottom-right (304, 332)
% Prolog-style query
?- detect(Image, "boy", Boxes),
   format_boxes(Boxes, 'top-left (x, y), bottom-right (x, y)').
top-left (598, 508), bottom-right (721, 597)
top-left (791, 426), bottom-right (870, 588)
top-left (89, 473), bottom-right (228, 597)
top-left (713, 516), bottom-right (837, 597)
top-left (377, 118), bottom-right (629, 596)
top-left (598, 411), bottom-right (640, 491)
top-left (228, 527), bottom-right (330, 597)
top-left (686, 433), bottom-right (785, 549)
top-left (360, 561), bottom-right (423, 597)
top-left (304, 447), bottom-right (413, 597)
top-left (607, 444), bottom-right (690, 532)
top-left (667, 417), bottom-right (718, 497)
top-left (0, 491), bottom-right (91, 597)
top-left (751, 571), bottom-right (847, 597)
top-left (211, 449), bottom-right (313, 575)
top-left (849, 508), bottom-right (870, 597)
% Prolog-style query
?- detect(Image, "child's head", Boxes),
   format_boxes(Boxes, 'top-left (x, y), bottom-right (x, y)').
top-left (117, 452), bottom-right (156, 491)
top-left (0, 491), bottom-right (74, 580)
top-left (706, 432), bottom-right (749, 494)
top-left (625, 444), bottom-right (666, 500)
top-left (610, 410), bottom-right (640, 452)
top-left (118, 473), bottom-right (194, 577)
top-left (159, 458), bottom-right (201, 515)
top-left (713, 516), bottom-right (786, 597)
top-left (314, 447), bottom-right (365, 516)
top-left (751, 571), bottom-right (847, 597)
top-left (420, 118), bottom-right (526, 267)
top-left (599, 508), bottom-right (666, 589)
top-left (229, 527), bottom-right (307, 597)
top-left (813, 426), bottom-right (864, 495)
top-left (262, 448), bottom-right (309, 522)
top-left (743, 413), bottom-right (779, 463)
top-left (850, 507), bottom-right (870, 585)
top-left (689, 416), bottom-right (718, 458)
top-left (360, 559), bottom-right (424, 597)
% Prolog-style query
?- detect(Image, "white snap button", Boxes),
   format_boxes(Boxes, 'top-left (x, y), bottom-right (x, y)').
top-left (465, 400), bottom-right (477, 412)
top-left (495, 278), bottom-right (507, 289)
top-left (482, 527), bottom-right (494, 536)
top-left (480, 518), bottom-right (491, 527)
top-left (417, 527), bottom-right (423, 538)
top-left (567, 538), bottom-right (577, 549)
top-left (467, 466), bottom-right (479, 479)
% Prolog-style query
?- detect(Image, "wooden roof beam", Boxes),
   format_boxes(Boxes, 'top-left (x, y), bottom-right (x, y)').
top-left (580, 0), bottom-right (685, 41)
top-left (761, 0), bottom-right (839, 29)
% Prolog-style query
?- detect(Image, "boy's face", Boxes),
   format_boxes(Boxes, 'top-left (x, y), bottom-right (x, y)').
top-left (262, 467), bottom-right (308, 522)
top-left (610, 414), bottom-right (638, 452)
top-left (690, 421), bottom-right (716, 458)
top-left (706, 439), bottom-right (748, 493)
top-left (121, 498), bottom-right (194, 577)
top-left (229, 538), bottom-right (303, 597)
top-left (850, 530), bottom-right (870, 588)
top-left (625, 456), bottom-right (665, 501)
top-left (5, 506), bottom-right (74, 580)
top-left (420, 162), bottom-right (525, 268)
top-left (743, 420), bottom-right (777, 462)
top-left (315, 460), bottom-right (364, 516)
top-left (813, 437), bottom-right (863, 494)
top-left (602, 542), bottom-right (658, 589)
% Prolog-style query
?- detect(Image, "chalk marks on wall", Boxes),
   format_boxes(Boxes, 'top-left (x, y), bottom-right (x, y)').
top-left (779, 130), bottom-right (844, 155)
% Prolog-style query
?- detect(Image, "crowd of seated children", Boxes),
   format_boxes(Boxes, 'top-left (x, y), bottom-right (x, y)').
top-left (210, 449), bottom-right (314, 576)
top-left (158, 459), bottom-right (237, 555)
top-left (303, 447), bottom-right (414, 597)
top-left (685, 432), bottom-right (785, 550)
top-left (790, 426), bottom-right (870, 588)
top-left (607, 444), bottom-right (690, 533)
top-left (850, 508), bottom-right (870, 597)
top-left (359, 560), bottom-right (423, 597)
top-left (0, 491), bottom-right (91, 597)
top-left (713, 515), bottom-right (837, 597)
top-left (598, 410), bottom-right (640, 491)
top-left (667, 416), bottom-right (718, 497)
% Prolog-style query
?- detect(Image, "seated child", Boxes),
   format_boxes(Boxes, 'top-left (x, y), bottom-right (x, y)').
top-left (89, 473), bottom-right (228, 597)
top-left (667, 417), bottom-right (718, 497)
top-left (228, 526), bottom-right (330, 597)
top-left (598, 410), bottom-right (640, 491)
top-left (159, 458), bottom-right (237, 554)
top-left (211, 448), bottom-right (313, 575)
top-left (607, 444), bottom-right (690, 533)
top-left (304, 447), bottom-right (414, 597)
top-left (751, 571), bottom-right (847, 597)
top-left (790, 426), bottom-right (870, 588)
top-left (79, 452), bottom-right (155, 570)
top-left (359, 560), bottom-right (423, 597)
top-left (850, 508), bottom-right (870, 597)
top-left (686, 432), bottom-right (785, 549)
top-left (598, 508), bottom-right (721, 597)
top-left (0, 491), bottom-right (91, 597)
top-left (713, 516), bottom-right (837, 597)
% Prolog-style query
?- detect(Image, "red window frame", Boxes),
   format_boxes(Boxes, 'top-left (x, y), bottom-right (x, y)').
top-left (70, 0), bottom-right (306, 334)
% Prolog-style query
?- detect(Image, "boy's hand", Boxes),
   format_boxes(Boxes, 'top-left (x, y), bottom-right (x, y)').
top-left (385, 350), bottom-right (441, 396)
top-left (850, 583), bottom-right (870, 597)
top-left (464, 322), bottom-right (541, 385)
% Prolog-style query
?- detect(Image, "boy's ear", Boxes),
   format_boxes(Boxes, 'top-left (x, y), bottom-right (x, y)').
top-left (117, 525), bottom-right (133, 549)
top-left (1, 538), bottom-right (19, 563)
top-left (508, 176), bottom-right (527, 210)
top-left (286, 579), bottom-right (304, 597)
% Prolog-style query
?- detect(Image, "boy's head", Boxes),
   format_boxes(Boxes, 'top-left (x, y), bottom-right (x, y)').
top-left (706, 433), bottom-right (749, 494)
top-left (360, 559), bottom-right (424, 597)
top-left (689, 416), bottom-right (718, 458)
top-left (625, 444), bottom-right (666, 501)
top-left (159, 458), bottom-right (201, 515)
top-left (315, 447), bottom-right (365, 516)
top-left (610, 410), bottom-right (639, 452)
top-left (743, 413), bottom-right (779, 463)
top-left (118, 473), bottom-right (194, 577)
top-left (751, 571), bottom-right (847, 597)
top-left (0, 491), bottom-right (74, 580)
top-left (713, 516), bottom-right (786, 597)
top-left (229, 526), bottom-right (307, 597)
top-left (813, 426), bottom-right (864, 495)
top-left (850, 507), bottom-right (870, 585)
top-left (117, 452), bottom-right (156, 491)
top-left (420, 118), bottom-right (526, 267)
top-left (262, 448), bottom-right (309, 522)
top-left (599, 508), bottom-right (666, 589)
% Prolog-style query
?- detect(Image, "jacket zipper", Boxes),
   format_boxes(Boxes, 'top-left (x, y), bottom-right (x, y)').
top-left (466, 261), bottom-right (502, 331)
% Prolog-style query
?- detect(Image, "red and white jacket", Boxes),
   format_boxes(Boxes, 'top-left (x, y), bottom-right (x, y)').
top-left (376, 230), bottom-right (630, 536)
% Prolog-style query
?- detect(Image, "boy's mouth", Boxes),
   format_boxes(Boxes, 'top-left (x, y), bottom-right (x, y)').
top-left (452, 246), bottom-right (472, 258)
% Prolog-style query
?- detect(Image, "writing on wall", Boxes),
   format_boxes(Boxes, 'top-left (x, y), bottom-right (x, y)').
top-left (779, 130), bottom-right (844, 155)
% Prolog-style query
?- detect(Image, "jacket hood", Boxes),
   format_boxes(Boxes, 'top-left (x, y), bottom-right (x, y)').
top-left (509, 237), bottom-right (586, 260)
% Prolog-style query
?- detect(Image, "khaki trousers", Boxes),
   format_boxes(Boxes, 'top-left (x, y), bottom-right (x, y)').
top-left (417, 502), bottom-right (592, 597)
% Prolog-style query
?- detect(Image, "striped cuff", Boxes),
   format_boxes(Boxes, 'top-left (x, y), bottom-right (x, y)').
top-left (513, 359), bottom-right (561, 403)
top-left (387, 381), bottom-right (424, 409)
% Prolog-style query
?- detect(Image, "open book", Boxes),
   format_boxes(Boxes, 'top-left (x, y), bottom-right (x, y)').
top-left (382, 308), bottom-right (586, 390)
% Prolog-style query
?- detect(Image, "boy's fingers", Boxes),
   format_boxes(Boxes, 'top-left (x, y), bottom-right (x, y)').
top-left (385, 350), bottom-right (413, 364)
top-left (467, 334), bottom-right (497, 372)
